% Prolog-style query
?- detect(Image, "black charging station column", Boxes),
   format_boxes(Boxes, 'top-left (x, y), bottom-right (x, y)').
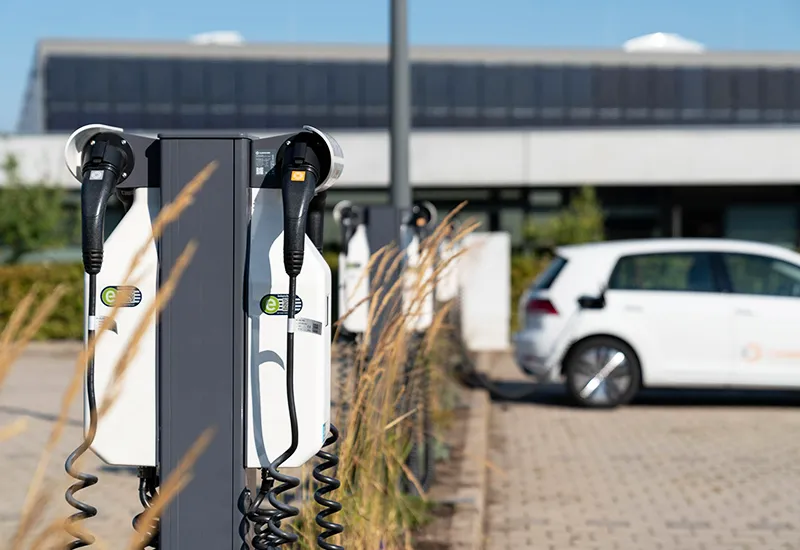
top-left (156, 135), bottom-right (250, 549)
top-left (365, 205), bottom-right (404, 358)
top-left (67, 128), bottom-right (322, 550)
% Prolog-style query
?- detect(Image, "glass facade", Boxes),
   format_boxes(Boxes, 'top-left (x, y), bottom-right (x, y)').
top-left (41, 54), bottom-right (800, 131)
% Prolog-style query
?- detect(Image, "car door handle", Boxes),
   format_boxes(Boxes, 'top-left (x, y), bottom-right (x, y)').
top-left (735, 309), bottom-right (754, 317)
top-left (624, 305), bottom-right (643, 312)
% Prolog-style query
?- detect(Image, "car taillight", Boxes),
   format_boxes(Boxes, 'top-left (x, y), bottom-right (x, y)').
top-left (526, 298), bottom-right (558, 315)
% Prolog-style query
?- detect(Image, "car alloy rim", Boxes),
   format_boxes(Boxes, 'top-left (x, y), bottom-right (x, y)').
top-left (571, 346), bottom-right (632, 404)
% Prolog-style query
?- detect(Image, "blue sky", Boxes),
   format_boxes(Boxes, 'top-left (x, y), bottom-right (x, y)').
top-left (0, 0), bottom-right (798, 131)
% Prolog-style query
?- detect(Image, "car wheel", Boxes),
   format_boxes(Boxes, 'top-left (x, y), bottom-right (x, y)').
top-left (565, 337), bottom-right (641, 409)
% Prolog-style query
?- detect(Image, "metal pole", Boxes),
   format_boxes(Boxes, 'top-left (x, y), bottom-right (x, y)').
top-left (390, 0), bottom-right (412, 226)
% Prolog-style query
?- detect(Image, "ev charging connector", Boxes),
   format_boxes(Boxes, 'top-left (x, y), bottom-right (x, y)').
top-left (62, 124), bottom-right (345, 550)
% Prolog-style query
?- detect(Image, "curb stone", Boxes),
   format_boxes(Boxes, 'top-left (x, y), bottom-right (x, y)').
top-left (448, 366), bottom-right (491, 549)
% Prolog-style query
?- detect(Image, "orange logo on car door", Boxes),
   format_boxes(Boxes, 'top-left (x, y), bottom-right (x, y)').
top-left (742, 343), bottom-right (762, 363)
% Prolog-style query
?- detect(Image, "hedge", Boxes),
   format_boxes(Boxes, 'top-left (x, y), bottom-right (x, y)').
top-left (0, 263), bottom-right (84, 340)
top-left (0, 254), bottom-right (546, 341)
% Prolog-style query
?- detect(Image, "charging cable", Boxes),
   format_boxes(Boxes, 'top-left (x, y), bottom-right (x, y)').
top-left (65, 135), bottom-right (131, 549)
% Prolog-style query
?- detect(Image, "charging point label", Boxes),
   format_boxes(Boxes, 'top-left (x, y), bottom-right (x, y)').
top-left (100, 286), bottom-right (142, 308)
top-left (290, 170), bottom-right (306, 182)
top-left (260, 294), bottom-right (303, 316)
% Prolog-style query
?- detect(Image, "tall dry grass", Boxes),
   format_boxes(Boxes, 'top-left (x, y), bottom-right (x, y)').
top-left (0, 183), bottom-right (477, 549)
top-left (290, 203), bottom-right (479, 550)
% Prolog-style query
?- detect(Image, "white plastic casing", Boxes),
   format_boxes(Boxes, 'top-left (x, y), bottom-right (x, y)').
top-left (338, 223), bottom-right (371, 334)
top-left (402, 230), bottom-right (435, 332)
top-left (85, 188), bottom-right (160, 466)
top-left (246, 188), bottom-right (332, 468)
top-left (436, 235), bottom-right (462, 302)
top-left (302, 125), bottom-right (344, 193)
top-left (64, 124), bottom-right (125, 179)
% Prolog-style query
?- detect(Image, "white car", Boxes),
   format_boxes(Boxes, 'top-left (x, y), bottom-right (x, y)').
top-left (513, 238), bottom-right (800, 408)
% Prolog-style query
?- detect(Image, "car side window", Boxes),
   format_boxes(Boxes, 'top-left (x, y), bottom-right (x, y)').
top-left (608, 252), bottom-right (717, 292)
top-left (721, 253), bottom-right (800, 297)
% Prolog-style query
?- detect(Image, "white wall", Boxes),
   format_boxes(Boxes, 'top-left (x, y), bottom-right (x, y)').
top-left (4, 126), bottom-right (800, 188)
top-left (459, 232), bottom-right (511, 352)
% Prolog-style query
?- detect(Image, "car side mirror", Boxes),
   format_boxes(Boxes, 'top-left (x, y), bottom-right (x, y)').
top-left (577, 294), bottom-right (605, 310)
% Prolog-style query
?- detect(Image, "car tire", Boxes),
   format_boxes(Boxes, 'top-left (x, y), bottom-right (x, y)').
top-left (564, 336), bottom-right (641, 409)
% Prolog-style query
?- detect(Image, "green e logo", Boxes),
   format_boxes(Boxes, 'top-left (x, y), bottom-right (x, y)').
top-left (101, 287), bottom-right (117, 307)
top-left (264, 296), bottom-right (280, 314)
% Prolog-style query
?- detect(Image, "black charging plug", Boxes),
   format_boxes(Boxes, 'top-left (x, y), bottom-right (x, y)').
top-left (79, 135), bottom-right (133, 275)
top-left (280, 138), bottom-right (322, 277)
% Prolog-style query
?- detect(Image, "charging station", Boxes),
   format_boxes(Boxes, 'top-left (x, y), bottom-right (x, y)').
top-left (333, 200), bottom-right (438, 494)
top-left (62, 124), bottom-right (345, 549)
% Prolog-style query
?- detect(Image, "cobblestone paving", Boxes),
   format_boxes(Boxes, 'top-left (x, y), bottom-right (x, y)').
top-left (484, 352), bottom-right (800, 550)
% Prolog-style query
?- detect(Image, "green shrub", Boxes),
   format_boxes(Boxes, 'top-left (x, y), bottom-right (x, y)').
top-left (0, 154), bottom-right (76, 264)
top-left (0, 263), bottom-right (84, 339)
top-left (525, 186), bottom-right (605, 248)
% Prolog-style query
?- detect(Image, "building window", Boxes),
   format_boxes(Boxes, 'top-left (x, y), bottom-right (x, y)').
top-left (143, 59), bottom-right (175, 128)
top-left (539, 66), bottom-right (564, 124)
top-left (725, 205), bottom-right (798, 248)
top-left (299, 62), bottom-right (331, 128)
top-left (653, 67), bottom-right (679, 121)
top-left (565, 66), bottom-right (593, 122)
top-left (361, 63), bottom-right (388, 128)
top-left (416, 63), bottom-right (451, 127)
top-left (762, 68), bottom-right (789, 122)
top-left (706, 68), bottom-right (734, 123)
top-left (206, 61), bottom-right (237, 130)
top-left (176, 60), bottom-right (207, 128)
top-left (789, 70), bottom-right (800, 123)
top-left (237, 61), bottom-right (269, 128)
top-left (481, 65), bottom-right (510, 126)
top-left (78, 57), bottom-right (111, 117)
top-left (267, 62), bottom-right (302, 128)
top-left (509, 66), bottom-right (538, 126)
top-left (733, 68), bottom-right (760, 122)
top-left (623, 67), bottom-right (651, 123)
top-left (680, 67), bottom-right (706, 122)
top-left (594, 67), bottom-right (622, 121)
top-left (450, 64), bottom-right (480, 126)
top-left (329, 62), bottom-right (360, 128)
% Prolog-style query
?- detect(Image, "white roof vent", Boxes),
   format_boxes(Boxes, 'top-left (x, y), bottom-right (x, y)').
top-left (623, 32), bottom-right (705, 53)
top-left (189, 31), bottom-right (245, 46)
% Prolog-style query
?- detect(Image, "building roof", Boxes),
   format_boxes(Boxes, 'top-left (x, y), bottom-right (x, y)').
top-left (33, 37), bottom-right (800, 68)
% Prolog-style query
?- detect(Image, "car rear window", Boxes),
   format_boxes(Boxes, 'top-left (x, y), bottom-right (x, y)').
top-left (531, 256), bottom-right (568, 291)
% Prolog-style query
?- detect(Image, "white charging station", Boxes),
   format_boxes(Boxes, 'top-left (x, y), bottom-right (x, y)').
top-left (62, 123), bottom-right (345, 549)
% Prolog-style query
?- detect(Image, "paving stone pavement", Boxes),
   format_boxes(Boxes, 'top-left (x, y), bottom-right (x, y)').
top-left (1, 342), bottom-right (141, 548)
top-left (483, 352), bottom-right (800, 550)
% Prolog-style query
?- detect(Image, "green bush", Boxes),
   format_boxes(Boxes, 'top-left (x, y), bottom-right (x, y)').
top-left (0, 154), bottom-right (76, 264)
top-left (0, 263), bottom-right (84, 340)
top-left (525, 186), bottom-right (605, 248)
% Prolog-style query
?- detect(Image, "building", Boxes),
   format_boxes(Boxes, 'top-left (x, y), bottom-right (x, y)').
top-left (6, 34), bottom-right (800, 250)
